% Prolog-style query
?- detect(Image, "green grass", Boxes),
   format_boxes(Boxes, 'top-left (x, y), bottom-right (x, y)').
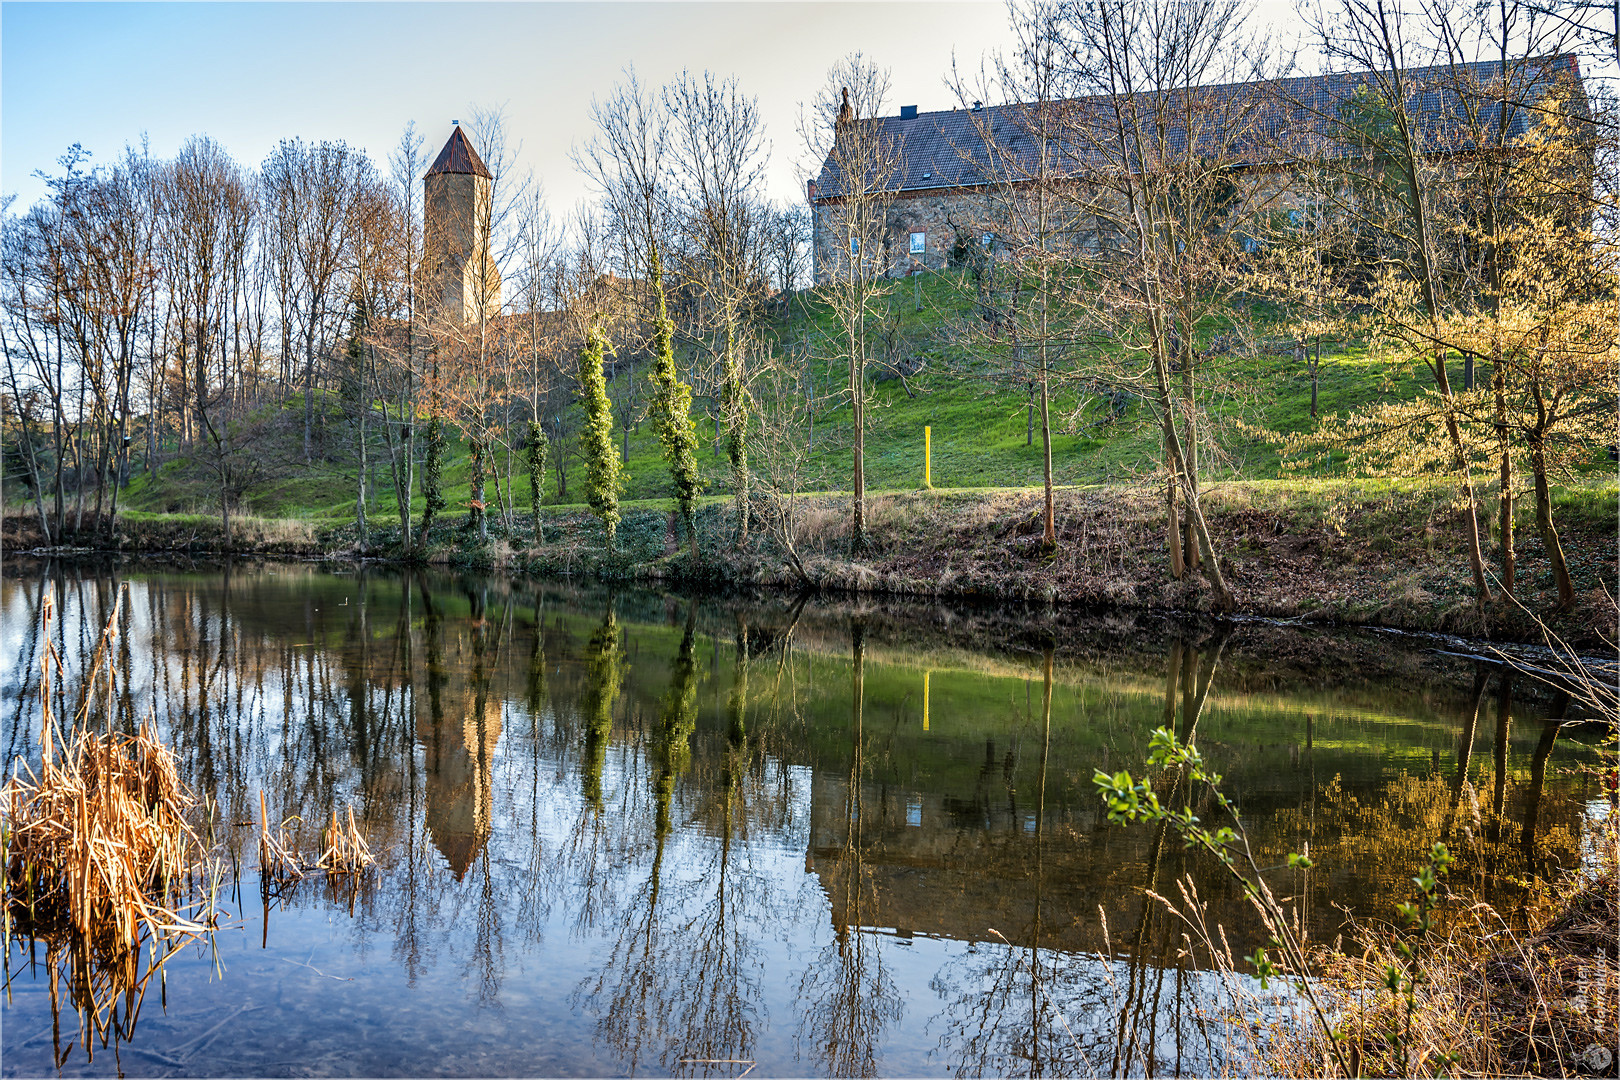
top-left (107, 267), bottom-right (1608, 531)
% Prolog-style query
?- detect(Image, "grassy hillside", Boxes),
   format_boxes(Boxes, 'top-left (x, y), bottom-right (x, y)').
top-left (115, 265), bottom-right (1603, 526)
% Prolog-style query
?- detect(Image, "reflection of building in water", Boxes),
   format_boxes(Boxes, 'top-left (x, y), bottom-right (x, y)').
top-left (422, 696), bottom-right (503, 879)
top-left (806, 770), bottom-right (1112, 953)
top-left (803, 756), bottom-right (1588, 957)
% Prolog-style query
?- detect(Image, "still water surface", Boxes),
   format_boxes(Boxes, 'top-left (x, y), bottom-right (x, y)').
top-left (0, 563), bottom-right (1601, 1077)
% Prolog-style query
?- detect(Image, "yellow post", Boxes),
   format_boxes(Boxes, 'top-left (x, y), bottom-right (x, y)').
top-left (923, 670), bottom-right (931, 731)
top-left (924, 426), bottom-right (932, 489)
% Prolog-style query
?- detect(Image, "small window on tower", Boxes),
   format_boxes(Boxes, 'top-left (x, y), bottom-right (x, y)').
top-left (909, 231), bottom-right (926, 256)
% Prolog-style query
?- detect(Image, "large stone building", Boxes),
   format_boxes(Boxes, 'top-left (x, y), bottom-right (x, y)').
top-left (425, 125), bottom-right (502, 323)
top-left (807, 55), bottom-right (1586, 284)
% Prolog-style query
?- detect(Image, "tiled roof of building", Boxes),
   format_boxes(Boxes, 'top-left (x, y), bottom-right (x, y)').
top-left (428, 126), bottom-right (493, 179)
top-left (812, 55), bottom-right (1582, 201)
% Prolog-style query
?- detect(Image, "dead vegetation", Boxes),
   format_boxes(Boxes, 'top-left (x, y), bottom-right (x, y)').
top-left (2, 593), bottom-right (224, 1062)
top-left (318, 804), bottom-right (374, 878)
top-left (1257, 819), bottom-right (1619, 1078)
top-left (256, 789), bottom-right (374, 886)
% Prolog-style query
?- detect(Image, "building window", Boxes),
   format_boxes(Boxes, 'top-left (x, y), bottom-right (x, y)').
top-left (850, 236), bottom-right (859, 255)
top-left (909, 231), bottom-right (926, 256)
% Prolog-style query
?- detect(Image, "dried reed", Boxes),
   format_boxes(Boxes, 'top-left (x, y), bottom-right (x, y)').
top-left (318, 804), bottom-right (374, 876)
top-left (3, 593), bottom-right (222, 1063)
top-left (256, 792), bottom-right (373, 883)
top-left (257, 788), bottom-right (304, 882)
top-left (3, 596), bottom-right (212, 947)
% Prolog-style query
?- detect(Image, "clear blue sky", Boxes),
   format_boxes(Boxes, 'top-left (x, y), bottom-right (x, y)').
top-left (3, 1), bottom-right (1319, 218)
top-left (2, 2), bottom-right (1044, 216)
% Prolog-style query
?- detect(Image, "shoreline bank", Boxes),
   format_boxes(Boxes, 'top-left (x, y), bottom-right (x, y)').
top-left (5, 483), bottom-right (1613, 649)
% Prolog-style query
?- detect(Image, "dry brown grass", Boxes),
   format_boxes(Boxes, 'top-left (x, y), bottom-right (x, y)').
top-left (2, 593), bottom-right (223, 1062)
top-left (3, 596), bottom-right (213, 948)
top-left (3, 722), bottom-right (208, 945)
top-left (232, 515), bottom-right (317, 546)
top-left (1248, 809), bottom-right (1618, 1079)
top-left (256, 789), bottom-right (373, 885)
top-left (257, 788), bottom-right (302, 882)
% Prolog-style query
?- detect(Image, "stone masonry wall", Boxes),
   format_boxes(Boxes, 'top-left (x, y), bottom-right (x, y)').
top-left (813, 188), bottom-right (1007, 283)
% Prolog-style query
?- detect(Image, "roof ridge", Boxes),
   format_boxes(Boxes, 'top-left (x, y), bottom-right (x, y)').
top-left (876, 53), bottom-right (1576, 123)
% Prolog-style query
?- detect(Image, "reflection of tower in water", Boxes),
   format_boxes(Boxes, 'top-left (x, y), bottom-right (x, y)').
top-left (420, 589), bottom-right (504, 881)
top-left (422, 695), bottom-right (502, 880)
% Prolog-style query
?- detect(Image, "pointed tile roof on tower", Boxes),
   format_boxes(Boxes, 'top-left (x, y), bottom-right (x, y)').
top-left (427, 125), bottom-right (492, 179)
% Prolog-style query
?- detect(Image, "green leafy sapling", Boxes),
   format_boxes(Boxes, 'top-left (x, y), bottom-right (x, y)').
top-left (1384, 841), bottom-right (1455, 1076)
top-left (1094, 726), bottom-right (1351, 1077)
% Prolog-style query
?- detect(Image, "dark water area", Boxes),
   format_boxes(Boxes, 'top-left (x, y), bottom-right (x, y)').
top-left (0, 561), bottom-right (1605, 1077)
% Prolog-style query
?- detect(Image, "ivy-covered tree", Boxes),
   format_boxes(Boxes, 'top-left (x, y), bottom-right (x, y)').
top-left (417, 416), bottom-right (447, 552)
top-left (578, 324), bottom-right (624, 547)
top-left (526, 419), bottom-right (548, 524)
top-left (646, 246), bottom-right (704, 556)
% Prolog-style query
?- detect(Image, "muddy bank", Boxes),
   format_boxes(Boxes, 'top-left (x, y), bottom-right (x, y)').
top-left (5, 484), bottom-right (1613, 647)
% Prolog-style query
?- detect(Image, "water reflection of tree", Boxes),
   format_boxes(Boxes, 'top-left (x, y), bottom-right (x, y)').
top-left (580, 602), bottom-right (696, 1073)
top-left (1111, 633), bottom-right (1224, 1076)
top-left (568, 598), bottom-right (634, 942)
top-left (933, 633), bottom-right (1228, 1078)
top-left (936, 644), bottom-right (1088, 1078)
top-left (580, 602), bottom-right (625, 812)
top-left (796, 619), bottom-right (900, 1079)
top-left (514, 587), bottom-right (554, 945)
top-left (663, 611), bottom-right (783, 1077)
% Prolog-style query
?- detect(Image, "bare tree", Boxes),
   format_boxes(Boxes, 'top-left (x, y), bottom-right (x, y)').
top-left (801, 53), bottom-right (902, 551)
top-left (1047, 0), bottom-right (1275, 609)
top-left (763, 201), bottom-right (811, 298)
top-left (576, 70), bottom-right (705, 550)
top-left (950, 0), bottom-right (1081, 549)
top-left (261, 138), bottom-right (378, 461)
top-left (378, 121), bottom-right (426, 550)
top-left (668, 70), bottom-right (772, 543)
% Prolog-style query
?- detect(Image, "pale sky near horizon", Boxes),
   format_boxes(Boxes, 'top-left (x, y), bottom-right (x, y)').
top-left (2, 1), bottom-right (1309, 222)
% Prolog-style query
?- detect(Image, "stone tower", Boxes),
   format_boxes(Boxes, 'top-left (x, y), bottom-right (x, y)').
top-left (424, 125), bottom-right (500, 323)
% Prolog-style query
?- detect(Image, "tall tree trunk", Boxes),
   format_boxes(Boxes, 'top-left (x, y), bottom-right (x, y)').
top-left (356, 406), bottom-right (368, 548)
top-left (851, 335), bottom-right (865, 552)
top-left (469, 438), bottom-right (487, 541)
top-left (725, 318), bottom-right (750, 548)
top-left (1181, 349), bottom-right (1201, 572)
top-left (1493, 354), bottom-right (1514, 594)
top-left (1162, 412), bottom-right (1231, 611)
top-left (1166, 456), bottom-right (1184, 581)
top-left (1442, 397), bottom-right (1492, 607)
top-left (1039, 363), bottom-right (1054, 549)
top-left (220, 463), bottom-right (232, 547)
top-left (14, 404), bottom-right (53, 545)
top-left (1310, 338), bottom-right (1320, 419)
top-left (303, 329), bottom-right (316, 462)
top-left (1529, 442), bottom-right (1574, 610)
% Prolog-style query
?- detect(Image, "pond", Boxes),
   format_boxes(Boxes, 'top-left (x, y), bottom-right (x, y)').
top-left (0, 561), bottom-right (1605, 1077)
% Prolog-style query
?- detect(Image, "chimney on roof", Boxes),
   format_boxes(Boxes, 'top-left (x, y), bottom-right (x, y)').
top-left (807, 179), bottom-right (818, 202)
top-left (900, 104), bottom-right (918, 120)
top-left (973, 100), bottom-right (983, 111)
